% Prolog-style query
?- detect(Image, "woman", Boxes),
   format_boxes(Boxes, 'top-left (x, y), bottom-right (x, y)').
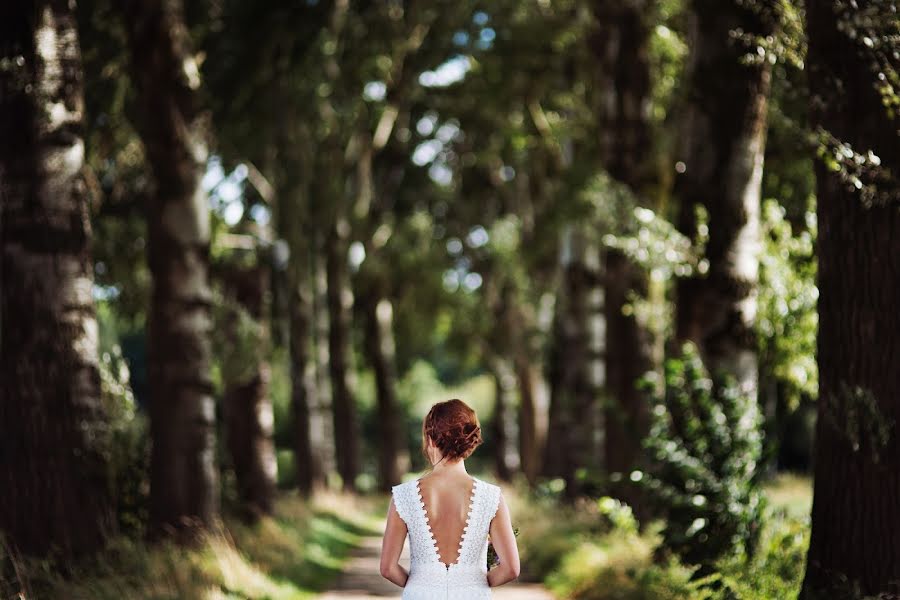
top-left (380, 399), bottom-right (521, 598)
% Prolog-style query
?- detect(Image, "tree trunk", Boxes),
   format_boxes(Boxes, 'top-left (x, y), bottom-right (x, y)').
top-left (546, 226), bottom-right (605, 498)
top-left (288, 263), bottom-right (320, 494)
top-left (312, 231), bottom-right (336, 481)
top-left (590, 0), bottom-right (655, 517)
top-left (362, 292), bottom-right (406, 491)
top-left (604, 251), bottom-right (652, 516)
top-left (275, 165), bottom-right (322, 495)
top-left (515, 355), bottom-right (545, 486)
top-left (801, 1), bottom-right (900, 595)
top-left (0, 0), bottom-right (114, 557)
top-left (490, 357), bottom-right (518, 482)
top-left (122, 0), bottom-right (218, 534)
top-left (221, 262), bottom-right (277, 518)
top-left (673, 0), bottom-right (773, 401)
top-left (325, 218), bottom-right (359, 491)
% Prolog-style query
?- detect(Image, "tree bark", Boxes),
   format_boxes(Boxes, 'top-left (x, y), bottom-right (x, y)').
top-left (275, 159), bottom-right (323, 495)
top-left (546, 227), bottom-right (605, 498)
top-left (514, 354), bottom-right (545, 486)
top-left (122, 0), bottom-right (218, 535)
top-left (221, 261), bottom-right (277, 518)
top-left (0, 0), bottom-right (114, 557)
top-left (590, 0), bottom-right (655, 516)
top-left (312, 231), bottom-right (336, 480)
top-left (362, 292), bottom-right (406, 491)
top-left (325, 218), bottom-right (359, 491)
top-left (490, 358), bottom-right (517, 482)
top-left (801, 1), bottom-right (900, 596)
top-left (673, 0), bottom-right (773, 401)
top-left (288, 261), bottom-right (320, 494)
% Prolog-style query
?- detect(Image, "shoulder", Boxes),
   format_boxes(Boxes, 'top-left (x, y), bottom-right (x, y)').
top-left (474, 478), bottom-right (503, 514)
top-left (474, 477), bottom-right (501, 494)
top-left (391, 478), bottom-right (419, 505)
top-left (390, 479), bottom-right (419, 524)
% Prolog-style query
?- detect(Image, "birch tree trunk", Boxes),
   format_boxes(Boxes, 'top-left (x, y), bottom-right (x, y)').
top-left (362, 292), bottom-right (406, 491)
top-left (490, 358), bottom-right (518, 482)
top-left (546, 227), bottom-right (605, 498)
top-left (673, 0), bottom-right (774, 402)
top-left (0, 0), bottom-right (114, 557)
top-left (801, 0), bottom-right (900, 595)
top-left (122, 0), bottom-right (218, 534)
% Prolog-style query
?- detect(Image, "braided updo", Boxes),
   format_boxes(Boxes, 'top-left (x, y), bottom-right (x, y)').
top-left (422, 399), bottom-right (483, 463)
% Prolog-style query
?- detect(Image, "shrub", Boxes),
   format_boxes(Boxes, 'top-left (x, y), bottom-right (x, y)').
top-left (711, 512), bottom-right (809, 600)
top-left (98, 345), bottom-right (149, 535)
top-left (633, 343), bottom-right (765, 572)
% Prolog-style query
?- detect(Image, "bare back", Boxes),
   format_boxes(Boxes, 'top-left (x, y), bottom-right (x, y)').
top-left (417, 472), bottom-right (477, 567)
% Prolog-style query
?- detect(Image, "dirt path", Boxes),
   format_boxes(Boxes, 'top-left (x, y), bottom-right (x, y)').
top-left (318, 534), bottom-right (555, 599)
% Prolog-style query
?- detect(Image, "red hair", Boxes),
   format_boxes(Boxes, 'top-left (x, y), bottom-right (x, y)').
top-left (422, 399), bottom-right (483, 463)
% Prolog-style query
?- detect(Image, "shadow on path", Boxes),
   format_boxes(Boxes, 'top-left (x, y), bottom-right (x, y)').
top-left (318, 534), bottom-right (555, 599)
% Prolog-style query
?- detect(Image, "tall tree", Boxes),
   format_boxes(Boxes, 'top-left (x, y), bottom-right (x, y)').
top-left (0, 0), bottom-right (114, 557)
top-left (325, 213), bottom-right (361, 491)
top-left (591, 0), bottom-right (656, 515)
top-left (545, 227), bottom-right (605, 494)
top-left (673, 0), bottom-right (776, 399)
top-left (200, 0), bottom-right (334, 495)
top-left (802, 0), bottom-right (900, 595)
top-left (122, 0), bottom-right (218, 534)
top-left (218, 252), bottom-right (277, 518)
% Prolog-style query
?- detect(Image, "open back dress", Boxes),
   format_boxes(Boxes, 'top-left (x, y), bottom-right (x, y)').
top-left (391, 476), bottom-right (502, 599)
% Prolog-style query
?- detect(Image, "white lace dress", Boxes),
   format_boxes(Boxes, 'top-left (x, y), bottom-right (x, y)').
top-left (391, 476), bottom-right (502, 599)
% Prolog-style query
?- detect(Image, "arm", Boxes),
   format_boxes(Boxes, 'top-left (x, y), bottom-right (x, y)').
top-left (487, 492), bottom-right (521, 587)
top-left (379, 498), bottom-right (409, 587)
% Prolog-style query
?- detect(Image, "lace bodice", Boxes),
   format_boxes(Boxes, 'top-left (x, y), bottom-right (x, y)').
top-left (391, 476), bottom-right (502, 599)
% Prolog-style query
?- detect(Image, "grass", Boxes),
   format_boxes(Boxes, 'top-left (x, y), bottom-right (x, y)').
top-left (763, 472), bottom-right (813, 519)
top-left (3, 491), bottom-right (382, 600)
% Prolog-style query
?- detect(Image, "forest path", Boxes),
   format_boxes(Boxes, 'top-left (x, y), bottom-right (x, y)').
top-left (317, 532), bottom-right (555, 599)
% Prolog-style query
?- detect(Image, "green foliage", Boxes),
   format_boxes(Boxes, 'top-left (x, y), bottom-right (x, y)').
top-left (812, 0), bottom-right (900, 207)
top-left (758, 199), bottom-right (818, 409)
top-left (546, 537), bottom-right (701, 600)
top-left (97, 345), bottom-right (149, 535)
top-left (582, 173), bottom-right (696, 279)
top-left (815, 127), bottom-right (898, 208)
top-left (513, 479), bottom-right (811, 600)
top-left (711, 512), bottom-right (809, 600)
top-left (634, 344), bottom-right (765, 571)
top-left (210, 286), bottom-right (266, 388)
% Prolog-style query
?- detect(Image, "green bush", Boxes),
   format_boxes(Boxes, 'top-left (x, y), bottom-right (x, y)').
top-left (98, 345), bottom-right (149, 535)
top-left (711, 512), bottom-right (809, 600)
top-left (633, 343), bottom-right (765, 572)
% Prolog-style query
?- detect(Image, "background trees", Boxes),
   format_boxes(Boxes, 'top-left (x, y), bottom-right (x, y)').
top-left (1, 0), bottom-right (898, 598)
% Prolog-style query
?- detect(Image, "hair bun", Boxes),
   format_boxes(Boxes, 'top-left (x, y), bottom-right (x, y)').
top-left (422, 399), bottom-right (483, 462)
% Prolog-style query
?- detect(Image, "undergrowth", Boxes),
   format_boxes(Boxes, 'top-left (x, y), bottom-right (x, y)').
top-left (1, 492), bottom-right (380, 600)
top-left (510, 475), bottom-right (812, 600)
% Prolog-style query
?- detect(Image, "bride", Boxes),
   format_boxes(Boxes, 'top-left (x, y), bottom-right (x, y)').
top-left (380, 399), bottom-right (521, 598)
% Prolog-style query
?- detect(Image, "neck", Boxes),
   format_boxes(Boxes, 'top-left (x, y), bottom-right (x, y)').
top-left (431, 458), bottom-right (468, 475)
